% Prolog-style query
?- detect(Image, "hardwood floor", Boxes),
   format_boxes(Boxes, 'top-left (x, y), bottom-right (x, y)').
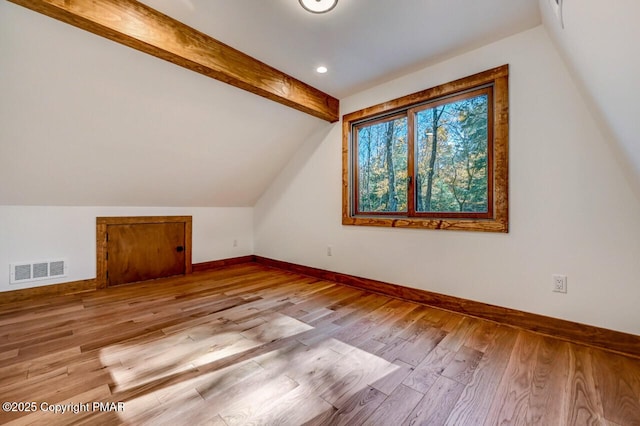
top-left (0, 263), bottom-right (638, 425)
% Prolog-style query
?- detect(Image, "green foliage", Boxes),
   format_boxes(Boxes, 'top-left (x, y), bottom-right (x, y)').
top-left (356, 94), bottom-right (488, 214)
top-left (357, 117), bottom-right (407, 212)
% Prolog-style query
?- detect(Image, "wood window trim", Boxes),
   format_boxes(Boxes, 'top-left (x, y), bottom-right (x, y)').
top-left (96, 216), bottom-right (193, 289)
top-left (342, 65), bottom-right (509, 233)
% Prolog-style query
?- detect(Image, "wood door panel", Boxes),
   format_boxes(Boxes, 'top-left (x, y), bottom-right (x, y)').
top-left (107, 223), bottom-right (185, 286)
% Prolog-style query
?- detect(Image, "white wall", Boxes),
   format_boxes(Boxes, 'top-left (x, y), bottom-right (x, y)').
top-left (0, 206), bottom-right (253, 292)
top-left (0, 1), bottom-right (323, 208)
top-left (539, 0), bottom-right (640, 198)
top-left (255, 26), bottom-right (640, 335)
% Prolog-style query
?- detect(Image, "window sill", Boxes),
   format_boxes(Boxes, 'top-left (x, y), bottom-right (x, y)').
top-left (342, 215), bottom-right (508, 232)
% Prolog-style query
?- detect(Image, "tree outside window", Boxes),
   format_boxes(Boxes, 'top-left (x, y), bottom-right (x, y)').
top-left (343, 65), bottom-right (508, 232)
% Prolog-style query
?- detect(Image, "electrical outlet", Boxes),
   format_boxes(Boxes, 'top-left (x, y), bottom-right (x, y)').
top-left (327, 246), bottom-right (332, 256)
top-left (233, 239), bottom-right (238, 247)
top-left (552, 274), bottom-right (567, 293)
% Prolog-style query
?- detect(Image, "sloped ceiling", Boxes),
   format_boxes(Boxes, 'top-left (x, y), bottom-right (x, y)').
top-left (139, 0), bottom-right (541, 97)
top-left (0, 2), bottom-right (326, 207)
top-left (539, 0), bottom-right (640, 198)
top-left (0, 0), bottom-right (541, 207)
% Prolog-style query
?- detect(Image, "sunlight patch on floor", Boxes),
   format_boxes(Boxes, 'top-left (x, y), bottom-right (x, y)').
top-left (96, 313), bottom-right (399, 424)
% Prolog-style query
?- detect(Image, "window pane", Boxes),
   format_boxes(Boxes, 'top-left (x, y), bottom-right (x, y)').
top-left (356, 116), bottom-right (408, 212)
top-left (416, 94), bottom-right (489, 213)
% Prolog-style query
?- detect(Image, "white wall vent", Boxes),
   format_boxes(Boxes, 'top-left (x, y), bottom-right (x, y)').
top-left (10, 259), bottom-right (67, 284)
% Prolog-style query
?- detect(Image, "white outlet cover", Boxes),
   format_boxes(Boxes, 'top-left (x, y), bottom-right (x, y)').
top-left (552, 274), bottom-right (567, 293)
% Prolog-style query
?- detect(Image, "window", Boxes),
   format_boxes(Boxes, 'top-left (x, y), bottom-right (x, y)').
top-left (342, 65), bottom-right (509, 232)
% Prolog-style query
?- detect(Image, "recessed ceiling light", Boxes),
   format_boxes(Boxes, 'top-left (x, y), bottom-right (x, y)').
top-left (316, 66), bottom-right (328, 74)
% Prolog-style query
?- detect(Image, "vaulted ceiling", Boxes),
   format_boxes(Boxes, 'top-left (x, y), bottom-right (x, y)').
top-left (137, 0), bottom-right (541, 97)
top-left (1, 0), bottom-right (637, 206)
top-left (538, 0), bottom-right (640, 198)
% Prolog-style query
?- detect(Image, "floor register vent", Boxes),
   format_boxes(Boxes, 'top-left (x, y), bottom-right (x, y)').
top-left (10, 259), bottom-right (67, 284)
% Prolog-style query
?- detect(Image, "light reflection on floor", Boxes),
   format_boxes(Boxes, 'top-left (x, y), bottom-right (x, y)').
top-left (97, 312), bottom-right (399, 424)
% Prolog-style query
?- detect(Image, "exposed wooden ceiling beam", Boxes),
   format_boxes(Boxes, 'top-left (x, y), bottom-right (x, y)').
top-left (8, 0), bottom-right (340, 122)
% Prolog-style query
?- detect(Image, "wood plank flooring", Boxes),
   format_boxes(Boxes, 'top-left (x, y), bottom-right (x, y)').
top-left (0, 263), bottom-right (639, 425)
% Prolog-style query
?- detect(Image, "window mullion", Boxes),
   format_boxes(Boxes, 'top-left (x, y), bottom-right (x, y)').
top-left (342, 64), bottom-right (509, 232)
top-left (407, 110), bottom-right (416, 217)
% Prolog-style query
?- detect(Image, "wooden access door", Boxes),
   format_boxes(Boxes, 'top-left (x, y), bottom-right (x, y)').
top-left (96, 216), bottom-right (192, 288)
